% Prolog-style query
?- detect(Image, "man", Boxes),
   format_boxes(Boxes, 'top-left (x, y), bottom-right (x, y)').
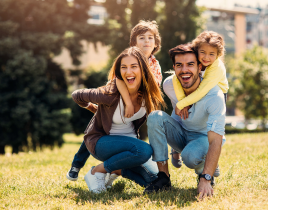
top-left (144, 44), bottom-right (226, 199)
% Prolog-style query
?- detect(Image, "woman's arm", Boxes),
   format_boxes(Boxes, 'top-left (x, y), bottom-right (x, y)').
top-left (72, 83), bottom-right (119, 108)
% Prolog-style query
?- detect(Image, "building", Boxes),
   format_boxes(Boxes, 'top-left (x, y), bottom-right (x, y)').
top-left (53, 2), bottom-right (109, 70)
top-left (203, 6), bottom-right (260, 55)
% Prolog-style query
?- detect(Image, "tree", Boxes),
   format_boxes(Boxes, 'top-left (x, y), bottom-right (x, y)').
top-left (226, 45), bottom-right (268, 129)
top-left (156, 0), bottom-right (203, 114)
top-left (0, 0), bottom-right (108, 154)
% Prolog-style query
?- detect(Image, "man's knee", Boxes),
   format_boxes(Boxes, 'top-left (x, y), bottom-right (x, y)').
top-left (181, 150), bottom-right (206, 169)
top-left (147, 110), bottom-right (165, 127)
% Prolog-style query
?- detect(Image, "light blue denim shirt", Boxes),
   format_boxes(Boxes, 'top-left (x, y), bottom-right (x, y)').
top-left (163, 75), bottom-right (226, 136)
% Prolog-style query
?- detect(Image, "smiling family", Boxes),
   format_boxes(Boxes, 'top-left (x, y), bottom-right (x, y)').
top-left (68, 20), bottom-right (228, 200)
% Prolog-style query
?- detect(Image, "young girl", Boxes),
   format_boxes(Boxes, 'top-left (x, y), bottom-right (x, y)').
top-left (66, 21), bottom-right (163, 187)
top-left (171, 31), bottom-right (229, 175)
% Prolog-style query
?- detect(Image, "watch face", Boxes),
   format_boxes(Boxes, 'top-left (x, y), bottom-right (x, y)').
top-left (204, 174), bottom-right (211, 180)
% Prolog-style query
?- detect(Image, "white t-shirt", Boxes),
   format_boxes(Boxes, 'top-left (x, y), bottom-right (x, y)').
top-left (109, 96), bottom-right (146, 138)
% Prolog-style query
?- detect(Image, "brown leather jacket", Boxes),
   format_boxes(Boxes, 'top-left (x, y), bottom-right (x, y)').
top-left (71, 79), bottom-right (147, 155)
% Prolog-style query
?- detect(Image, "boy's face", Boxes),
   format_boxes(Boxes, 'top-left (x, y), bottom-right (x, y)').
top-left (198, 43), bottom-right (218, 66)
top-left (136, 31), bottom-right (156, 58)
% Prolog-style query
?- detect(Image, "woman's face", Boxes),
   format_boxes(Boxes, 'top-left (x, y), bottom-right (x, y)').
top-left (120, 55), bottom-right (142, 92)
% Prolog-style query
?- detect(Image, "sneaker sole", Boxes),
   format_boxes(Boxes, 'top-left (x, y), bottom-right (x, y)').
top-left (66, 172), bottom-right (78, 181)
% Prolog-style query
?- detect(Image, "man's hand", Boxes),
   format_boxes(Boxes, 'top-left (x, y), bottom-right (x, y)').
top-left (125, 102), bottom-right (134, 118)
top-left (197, 178), bottom-right (213, 200)
top-left (85, 103), bottom-right (98, 114)
top-left (175, 106), bottom-right (191, 120)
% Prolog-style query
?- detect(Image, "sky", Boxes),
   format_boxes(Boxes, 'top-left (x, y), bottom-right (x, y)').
top-left (196, 0), bottom-right (268, 9)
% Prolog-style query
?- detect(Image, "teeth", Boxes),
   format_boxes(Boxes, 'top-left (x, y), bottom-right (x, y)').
top-left (127, 77), bottom-right (135, 79)
top-left (182, 76), bottom-right (191, 78)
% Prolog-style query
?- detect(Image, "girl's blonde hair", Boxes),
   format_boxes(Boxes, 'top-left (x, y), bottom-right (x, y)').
top-left (108, 46), bottom-right (165, 114)
top-left (192, 31), bottom-right (225, 57)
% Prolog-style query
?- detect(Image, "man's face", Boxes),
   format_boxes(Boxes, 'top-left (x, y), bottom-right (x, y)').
top-left (173, 53), bottom-right (201, 90)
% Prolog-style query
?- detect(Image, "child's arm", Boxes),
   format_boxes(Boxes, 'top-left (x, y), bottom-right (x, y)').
top-left (116, 78), bottom-right (134, 118)
top-left (85, 103), bottom-right (98, 114)
top-left (176, 59), bottom-right (226, 110)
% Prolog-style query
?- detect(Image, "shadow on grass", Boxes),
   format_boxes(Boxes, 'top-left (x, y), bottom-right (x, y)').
top-left (63, 180), bottom-right (198, 208)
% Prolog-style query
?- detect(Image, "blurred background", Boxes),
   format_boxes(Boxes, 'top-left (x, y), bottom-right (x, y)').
top-left (0, 0), bottom-right (268, 154)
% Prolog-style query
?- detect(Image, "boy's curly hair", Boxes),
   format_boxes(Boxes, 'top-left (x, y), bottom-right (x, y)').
top-left (130, 20), bottom-right (161, 55)
top-left (192, 31), bottom-right (225, 57)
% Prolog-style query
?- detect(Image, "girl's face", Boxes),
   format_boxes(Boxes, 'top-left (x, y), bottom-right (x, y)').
top-left (136, 31), bottom-right (156, 58)
top-left (120, 55), bottom-right (142, 92)
top-left (198, 43), bottom-right (218, 66)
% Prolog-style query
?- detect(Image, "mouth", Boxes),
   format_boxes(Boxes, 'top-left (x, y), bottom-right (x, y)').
top-left (180, 74), bottom-right (192, 82)
top-left (126, 76), bottom-right (136, 84)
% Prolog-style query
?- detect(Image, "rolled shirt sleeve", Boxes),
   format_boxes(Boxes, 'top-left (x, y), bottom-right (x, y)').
top-left (205, 92), bottom-right (226, 136)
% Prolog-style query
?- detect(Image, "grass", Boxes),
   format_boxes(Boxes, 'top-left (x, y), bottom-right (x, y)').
top-left (0, 133), bottom-right (267, 209)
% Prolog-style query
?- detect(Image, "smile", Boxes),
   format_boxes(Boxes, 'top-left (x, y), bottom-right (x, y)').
top-left (127, 76), bottom-right (136, 84)
top-left (181, 75), bottom-right (192, 81)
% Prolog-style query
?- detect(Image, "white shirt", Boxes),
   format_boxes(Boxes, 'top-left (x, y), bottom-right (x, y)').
top-left (109, 96), bottom-right (146, 138)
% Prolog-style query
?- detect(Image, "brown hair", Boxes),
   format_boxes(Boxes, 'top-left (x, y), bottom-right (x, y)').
top-left (129, 20), bottom-right (161, 55)
top-left (108, 47), bottom-right (165, 114)
top-left (192, 31), bottom-right (225, 57)
top-left (169, 43), bottom-right (199, 65)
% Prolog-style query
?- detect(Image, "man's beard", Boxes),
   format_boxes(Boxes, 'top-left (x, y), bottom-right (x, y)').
top-left (178, 72), bottom-right (200, 89)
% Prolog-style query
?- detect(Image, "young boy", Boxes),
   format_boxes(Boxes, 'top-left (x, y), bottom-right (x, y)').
top-left (66, 21), bottom-right (163, 188)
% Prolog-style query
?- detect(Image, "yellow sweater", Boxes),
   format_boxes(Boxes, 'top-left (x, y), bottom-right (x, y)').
top-left (173, 58), bottom-right (229, 110)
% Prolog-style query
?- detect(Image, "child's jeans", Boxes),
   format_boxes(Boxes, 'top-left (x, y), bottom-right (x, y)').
top-left (71, 141), bottom-right (90, 169)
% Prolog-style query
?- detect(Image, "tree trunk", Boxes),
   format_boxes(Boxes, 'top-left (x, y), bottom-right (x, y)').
top-left (0, 145), bottom-right (5, 155)
top-left (12, 145), bottom-right (19, 154)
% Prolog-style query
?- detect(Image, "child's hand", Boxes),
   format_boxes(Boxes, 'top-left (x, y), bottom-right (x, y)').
top-left (175, 106), bottom-right (191, 120)
top-left (180, 106), bottom-right (190, 120)
top-left (85, 103), bottom-right (98, 114)
top-left (125, 102), bottom-right (134, 118)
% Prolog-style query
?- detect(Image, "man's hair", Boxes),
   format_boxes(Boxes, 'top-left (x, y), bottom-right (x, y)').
top-left (192, 31), bottom-right (225, 57)
top-left (168, 43), bottom-right (199, 65)
top-left (129, 20), bottom-right (161, 55)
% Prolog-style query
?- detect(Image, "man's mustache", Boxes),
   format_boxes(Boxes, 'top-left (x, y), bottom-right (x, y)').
top-left (178, 72), bottom-right (193, 76)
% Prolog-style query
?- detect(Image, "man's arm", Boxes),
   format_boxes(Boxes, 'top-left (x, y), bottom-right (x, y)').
top-left (197, 131), bottom-right (222, 199)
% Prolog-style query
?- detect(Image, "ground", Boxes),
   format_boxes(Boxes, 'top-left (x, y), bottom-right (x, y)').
top-left (0, 133), bottom-right (267, 209)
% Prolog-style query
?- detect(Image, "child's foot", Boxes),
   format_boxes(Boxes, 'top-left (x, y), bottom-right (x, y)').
top-left (170, 148), bottom-right (182, 168)
top-left (105, 173), bottom-right (119, 189)
top-left (66, 166), bottom-right (80, 181)
top-left (213, 165), bottom-right (220, 177)
top-left (84, 166), bottom-right (107, 193)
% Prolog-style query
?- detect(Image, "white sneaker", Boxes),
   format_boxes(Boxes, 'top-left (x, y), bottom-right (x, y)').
top-left (105, 173), bottom-right (119, 189)
top-left (84, 166), bottom-right (107, 193)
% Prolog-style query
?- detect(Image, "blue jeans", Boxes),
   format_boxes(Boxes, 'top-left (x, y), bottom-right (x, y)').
top-left (147, 110), bottom-right (225, 175)
top-left (91, 135), bottom-right (158, 187)
top-left (72, 141), bottom-right (90, 169)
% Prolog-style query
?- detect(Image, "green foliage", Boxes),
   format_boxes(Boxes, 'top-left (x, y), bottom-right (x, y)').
top-left (0, 0), bottom-right (108, 154)
top-left (226, 45), bottom-right (268, 127)
top-left (156, 0), bottom-right (203, 114)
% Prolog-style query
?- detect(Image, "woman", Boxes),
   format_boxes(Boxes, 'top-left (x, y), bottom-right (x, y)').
top-left (71, 47), bottom-right (165, 193)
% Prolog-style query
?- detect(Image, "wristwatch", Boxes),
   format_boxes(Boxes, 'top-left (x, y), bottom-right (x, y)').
top-left (199, 173), bottom-right (212, 181)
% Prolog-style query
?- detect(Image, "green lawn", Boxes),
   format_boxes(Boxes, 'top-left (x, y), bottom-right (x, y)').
top-left (0, 133), bottom-right (267, 209)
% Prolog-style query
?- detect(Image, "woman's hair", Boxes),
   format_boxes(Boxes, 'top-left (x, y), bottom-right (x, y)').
top-left (129, 20), bottom-right (161, 55)
top-left (192, 31), bottom-right (225, 57)
top-left (108, 46), bottom-right (165, 114)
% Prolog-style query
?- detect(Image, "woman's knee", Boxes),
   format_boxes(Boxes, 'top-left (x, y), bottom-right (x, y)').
top-left (138, 144), bottom-right (153, 163)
